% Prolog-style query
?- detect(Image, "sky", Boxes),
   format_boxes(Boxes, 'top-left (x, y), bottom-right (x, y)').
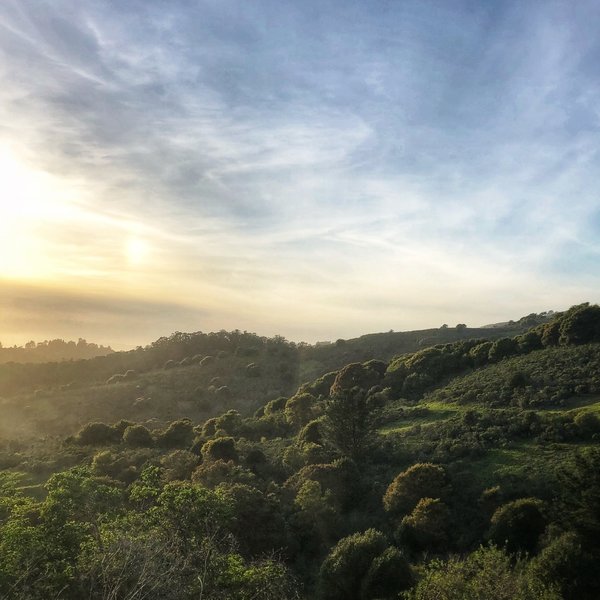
top-left (0, 0), bottom-right (599, 349)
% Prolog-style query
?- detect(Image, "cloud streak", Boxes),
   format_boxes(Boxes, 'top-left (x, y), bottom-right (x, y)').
top-left (0, 0), bottom-right (599, 346)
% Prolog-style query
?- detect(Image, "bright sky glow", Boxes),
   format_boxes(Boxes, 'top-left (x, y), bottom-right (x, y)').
top-left (0, 0), bottom-right (599, 348)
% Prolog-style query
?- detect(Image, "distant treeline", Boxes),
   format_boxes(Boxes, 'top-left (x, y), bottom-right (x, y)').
top-left (0, 338), bottom-right (113, 364)
top-left (0, 330), bottom-right (294, 395)
top-left (0, 312), bottom-right (553, 396)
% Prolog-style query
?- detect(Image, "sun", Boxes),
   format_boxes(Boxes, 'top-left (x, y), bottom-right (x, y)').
top-left (125, 237), bottom-right (150, 266)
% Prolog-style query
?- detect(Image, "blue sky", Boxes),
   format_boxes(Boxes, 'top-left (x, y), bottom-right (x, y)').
top-left (0, 0), bottom-right (599, 347)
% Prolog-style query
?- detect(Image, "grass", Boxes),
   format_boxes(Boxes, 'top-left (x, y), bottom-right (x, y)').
top-left (378, 401), bottom-right (463, 435)
top-left (457, 440), bottom-right (596, 490)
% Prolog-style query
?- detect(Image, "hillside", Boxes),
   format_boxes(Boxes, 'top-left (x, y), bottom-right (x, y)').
top-left (0, 304), bottom-right (598, 599)
top-left (0, 320), bottom-right (538, 441)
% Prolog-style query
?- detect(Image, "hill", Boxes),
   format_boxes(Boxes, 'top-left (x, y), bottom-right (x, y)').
top-left (1, 304), bottom-right (598, 599)
top-left (0, 320), bottom-right (538, 440)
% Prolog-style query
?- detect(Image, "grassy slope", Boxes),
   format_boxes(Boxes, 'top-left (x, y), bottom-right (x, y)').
top-left (0, 324), bottom-right (524, 440)
top-left (379, 343), bottom-right (600, 492)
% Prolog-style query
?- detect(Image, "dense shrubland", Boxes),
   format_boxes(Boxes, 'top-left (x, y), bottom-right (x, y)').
top-left (0, 305), bottom-right (599, 598)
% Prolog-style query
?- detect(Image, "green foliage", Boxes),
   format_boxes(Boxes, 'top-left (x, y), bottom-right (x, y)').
top-left (559, 447), bottom-right (600, 544)
top-left (488, 498), bottom-right (546, 554)
top-left (383, 463), bottom-right (449, 517)
top-left (330, 362), bottom-right (383, 397)
top-left (323, 387), bottom-right (374, 461)
top-left (404, 545), bottom-right (560, 600)
top-left (202, 436), bottom-right (239, 463)
top-left (488, 337), bottom-right (520, 362)
top-left (216, 409), bottom-right (242, 435)
top-left (361, 546), bottom-right (414, 599)
top-left (122, 423), bottom-right (154, 447)
top-left (3, 307), bottom-right (600, 598)
top-left (528, 531), bottom-right (598, 600)
top-left (75, 422), bottom-right (120, 445)
top-left (399, 497), bottom-right (450, 552)
top-left (285, 458), bottom-right (360, 512)
top-left (160, 449), bottom-right (199, 481)
top-left (298, 419), bottom-right (323, 444)
top-left (219, 483), bottom-right (289, 558)
top-left (318, 529), bottom-right (390, 600)
top-left (264, 396), bottom-right (288, 415)
top-left (558, 304), bottom-right (600, 345)
top-left (574, 410), bottom-right (600, 437)
top-left (157, 419), bottom-right (194, 449)
top-left (192, 459), bottom-right (257, 489)
top-left (285, 392), bottom-right (315, 429)
top-left (431, 343), bottom-right (600, 408)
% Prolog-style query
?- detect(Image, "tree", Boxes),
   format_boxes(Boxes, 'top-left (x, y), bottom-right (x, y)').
top-left (75, 422), bottom-right (120, 445)
top-left (157, 420), bottom-right (194, 449)
top-left (528, 532), bottom-right (599, 600)
top-left (360, 547), bottom-right (413, 599)
top-left (201, 436), bottom-right (238, 463)
top-left (383, 463), bottom-right (449, 517)
top-left (488, 337), bottom-right (519, 362)
top-left (285, 393), bottom-right (315, 429)
top-left (218, 483), bottom-right (289, 558)
top-left (404, 545), bottom-right (559, 600)
top-left (558, 304), bottom-right (600, 345)
top-left (323, 387), bottom-right (373, 461)
top-left (123, 424), bottom-right (154, 447)
top-left (399, 497), bottom-right (450, 552)
top-left (330, 363), bottom-right (382, 397)
top-left (488, 498), bottom-right (546, 554)
top-left (318, 529), bottom-right (388, 600)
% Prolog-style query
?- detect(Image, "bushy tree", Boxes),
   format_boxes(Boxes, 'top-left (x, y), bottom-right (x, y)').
top-left (574, 411), bottom-right (600, 437)
top-left (329, 363), bottom-right (382, 397)
top-left (318, 529), bottom-right (388, 600)
top-left (285, 393), bottom-right (315, 429)
top-left (123, 424), bottom-right (154, 447)
top-left (361, 546), bottom-right (413, 599)
top-left (323, 387), bottom-right (373, 462)
top-left (404, 545), bottom-right (559, 600)
top-left (75, 422), bottom-right (120, 445)
top-left (218, 483), bottom-right (289, 558)
top-left (157, 420), bottom-right (194, 449)
top-left (488, 337), bottom-right (519, 362)
top-left (383, 463), bottom-right (449, 517)
top-left (264, 396), bottom-right (288, 416)
top-left (488, 498), bottom-right (546, 554)
top-left (558, 304), bottom-right (600, 345)
top-left (528, 532), bottom-right (599, 600)
top-left (399, 497), bottom-right (450, 551)
top-left (201, 436), bottom-right (239, 463)
top-left (160, 450), bottom-right (199, 481)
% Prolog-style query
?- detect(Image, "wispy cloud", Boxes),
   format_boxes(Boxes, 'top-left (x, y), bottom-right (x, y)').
top-left (0, 0), bottom-right (599, 345)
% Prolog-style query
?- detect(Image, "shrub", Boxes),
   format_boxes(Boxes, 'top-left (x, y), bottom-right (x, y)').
top-left (319, 529), bottom-right (391, 600)
top-left (123, 425), bottom-right (154, 447)
top-left (75, 422), bottom-right (120, 445)
top-left (157, 420), bottom-right (194, 449)
top-left (383, 463), bottom-right (449, 517)
top-left (201, 437), bottom-right (238, 463)
top-left (399, 497), bottom-right (450, 551)
top-left (160, 450), bottom-right (199, 481)
top-left (488, 498), bottom-right (546, 554)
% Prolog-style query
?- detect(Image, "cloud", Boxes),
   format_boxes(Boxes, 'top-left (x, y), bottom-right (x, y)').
top-left (0, 0), bottom-right (599, 346)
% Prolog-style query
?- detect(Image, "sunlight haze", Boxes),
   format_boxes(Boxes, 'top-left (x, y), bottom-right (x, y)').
top-left (1, 0), bottom-right (599, 347)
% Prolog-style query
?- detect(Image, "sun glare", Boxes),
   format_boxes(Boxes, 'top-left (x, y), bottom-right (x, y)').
top-left (125, 237), bottom-right (150, 266)
top-left (0, 145), bottom-right (83, 280)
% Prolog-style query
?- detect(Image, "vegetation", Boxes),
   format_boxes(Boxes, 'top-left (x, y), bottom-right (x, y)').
top-left (1, 305), bottom-right (599, 598)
